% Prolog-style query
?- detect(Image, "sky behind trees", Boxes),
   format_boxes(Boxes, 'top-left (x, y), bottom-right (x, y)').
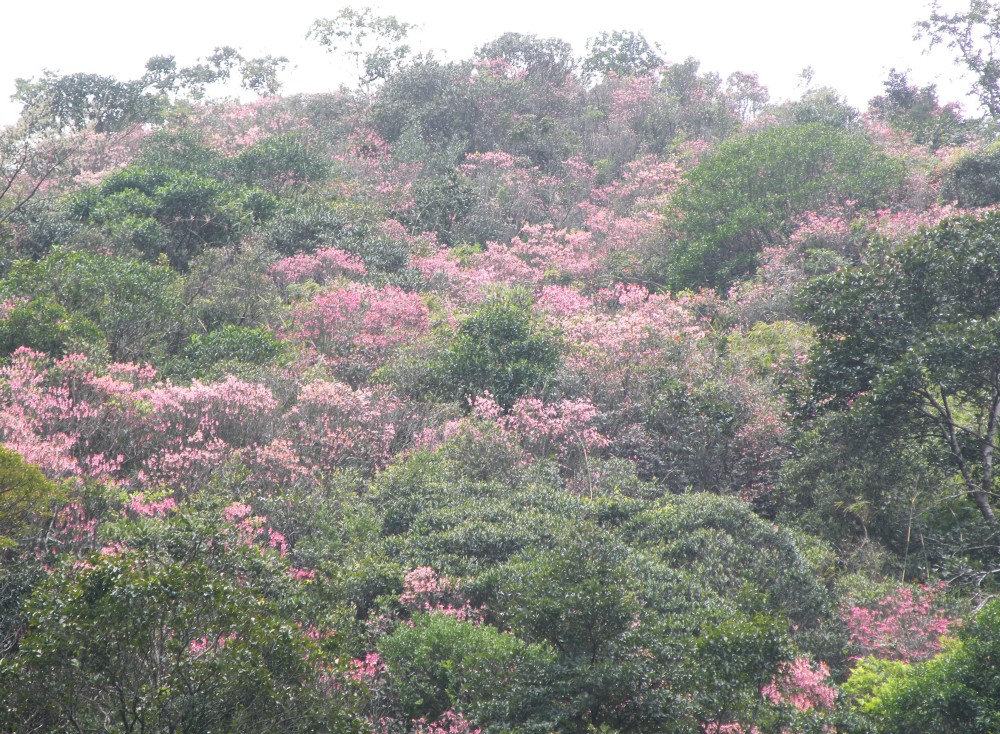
top-left (0, 1), bottom-right (978, 124)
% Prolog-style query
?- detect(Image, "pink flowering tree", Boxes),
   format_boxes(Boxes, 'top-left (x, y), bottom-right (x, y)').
top-left (289, 380), bottom-right (401, 474)
top-left (409, 710), bottom-right (482, 734)
top-left (0, 348), bottom-right (154, 481)
top-left (843, 583), bottom-right (958, 662)
top-left (762, 656), bottom-right (837, 713)
top-left (279, 283), bottom-right (431, 385)
top-left (134, 376), bottom-right (280, 492)
top-left (270, 247), bottom-right (367, 291)
top-left (468, 393), bottom-right (608, 486)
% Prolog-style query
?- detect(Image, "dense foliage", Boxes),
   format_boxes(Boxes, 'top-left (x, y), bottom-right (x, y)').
top-left (1, 5), bottom-right (999, 733)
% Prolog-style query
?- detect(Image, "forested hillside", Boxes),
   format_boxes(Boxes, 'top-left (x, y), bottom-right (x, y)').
top-left (2, 6), bottom-right (1000, 733)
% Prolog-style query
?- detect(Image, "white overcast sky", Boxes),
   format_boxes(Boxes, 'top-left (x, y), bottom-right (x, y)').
top-left (0, 0), bottom-right (982, 125)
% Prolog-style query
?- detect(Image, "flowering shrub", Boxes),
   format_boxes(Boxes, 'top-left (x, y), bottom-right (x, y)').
top-left (553, 283), bottom-right (711, 411)
top-left (466, 393), bottom-right (608, 482)
top-left (124, 492), bottom-right (177, 518)
top-left (702, 724), bottom-right (759, 734)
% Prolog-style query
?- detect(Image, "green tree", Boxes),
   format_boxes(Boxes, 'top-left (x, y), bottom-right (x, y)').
top-left (868, 69), bottom-right (974, 150)
top-left (0, 447), bottom-right (62, 550)
top-left (175, 325), bottom-right (286, 380)
top-left (308, 6), bottom-right (415, 90)
top-left (13, 49), bottom-right (287, 134)
top-left (368, 57), bottom-right (479, 156)
top-left (917, 0), bottom-right (1000, 121)
top-left (776, 409), bottom-right (969, 579)
top-left (132, 128), bottom-right (229, 176)
top-left (802, 211), bottom-right (1000, 533)
top-left (623, 494), bottom-right (832, 658)
top-left (12, 71), bottom-right (158, 134)
top-left (2, 248), bottom-right (183, 362)
top-left (582, 30), bottom-right (664, 81)
top-left (471, 33), bottom-right (583, 166)
top-left (378, 612), bottom-right (544, 722)
top-left (475, 33), bottom-right (576, 86)
top-left (231, 133), bottom-right (332, 193)
top-left (0, 518), bottom-right (359, 733)
top-left (668, 122), bottom-right (904, 290)
top-left (0, 117), bottom-right (80, 232)
top-left (773, 86), bottom-right (860, 129)
top-left (0, 297), bottom-right (102, 357)
top-left (939, 141), bottom-right (1000, 207)
top-left (181, 243), bottom-right (281, 334)
top-left (495, 526), bottom-right (697, 733)
top-left (441, 293), bottom-right (560, 410)
top-left (70, 164), bottom-right (274, 269)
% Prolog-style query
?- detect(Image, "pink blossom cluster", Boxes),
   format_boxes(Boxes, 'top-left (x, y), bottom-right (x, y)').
top-left (455, 152), bottom-right (557, 237)
top-left (0, 297), bottom-right (27, 319)
top-left (290, 567), bottom-right (316, 581)
top-left (511, 224), bottom-right (603, 280)
top-left (554, 284), bottom-right (711, 411)
top-left (537, 284), bottom-right (788, 494)
top-left (231, 438), bottom-right (315, 493)
top-left (761, 657), bottom-right (836, 712)
top-left (702, 724), bottom-right (760, 734)
top-left (590, 154), bottom-right (682, 214)
top-left (0, 348), bottom-right (410, 493)
top-left (138, 376), bottom-right (279, 451)
top-left (10, 124), bottom-right (150, 215)
top-left (860, 204), bottom-right (982, 244)
top-left (609, 75), bottom-right (657, 127)
top-left (473, 56), bottom-right (527, 81)
top-left (533, 285), bottom-right (594, 318)
top-left (731, 384), bottom-right (791, 502)
top-left (189, 631), bottom-right (238, 658)
top-left (843, 584), bottom-right (957, 662)
top-left (409, 418), bottom-right (468, 454)
top-left (221, 501), bottom-right (288, 556)
top-left (332, 129), bottom-right (422, 213)
top-left (125, 493), bottom-right (178, 517)
top-left (349, 652), bottom-right (385, 681)
top-left (280, 283), bottom-right (430, 381)
top-left (470, 394), bottom-right (608, 471)
top-left (0, 348), bottom-right (149, 480)
top-left (411, 151), bottom-right (683, 299)
top-left (290, 380), bottom-right (401, 473)
top-left (727, 242), bottom-right (814, 324)
top-left (399, 567), bottom-right (484, 623)
top-left (270, 247), bottom-right (367, 288)
top-left (411, 243), bottom-right (544, 304)
top-left (457, 150), bottom-right (518, 174)
top-left (788, 209), bottom-right (855, 254)
top-left (51, 501), bottom-right (98, 549)
top-left (197, 97), bottom-right (309, 155)
top-left (410, 710), bottom-right (482, 734)
top-left (133, 376), bottom-right (279, 491)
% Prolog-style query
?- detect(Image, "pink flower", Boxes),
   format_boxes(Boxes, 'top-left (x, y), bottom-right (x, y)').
top-left (762, 657), bottom-right (836, 712)
top-left (843, 583), bottom-right (957, 662)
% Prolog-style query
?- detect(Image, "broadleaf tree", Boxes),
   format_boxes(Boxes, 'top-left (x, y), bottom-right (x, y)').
top-left (802, 211), bottom-right (1000, 536)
